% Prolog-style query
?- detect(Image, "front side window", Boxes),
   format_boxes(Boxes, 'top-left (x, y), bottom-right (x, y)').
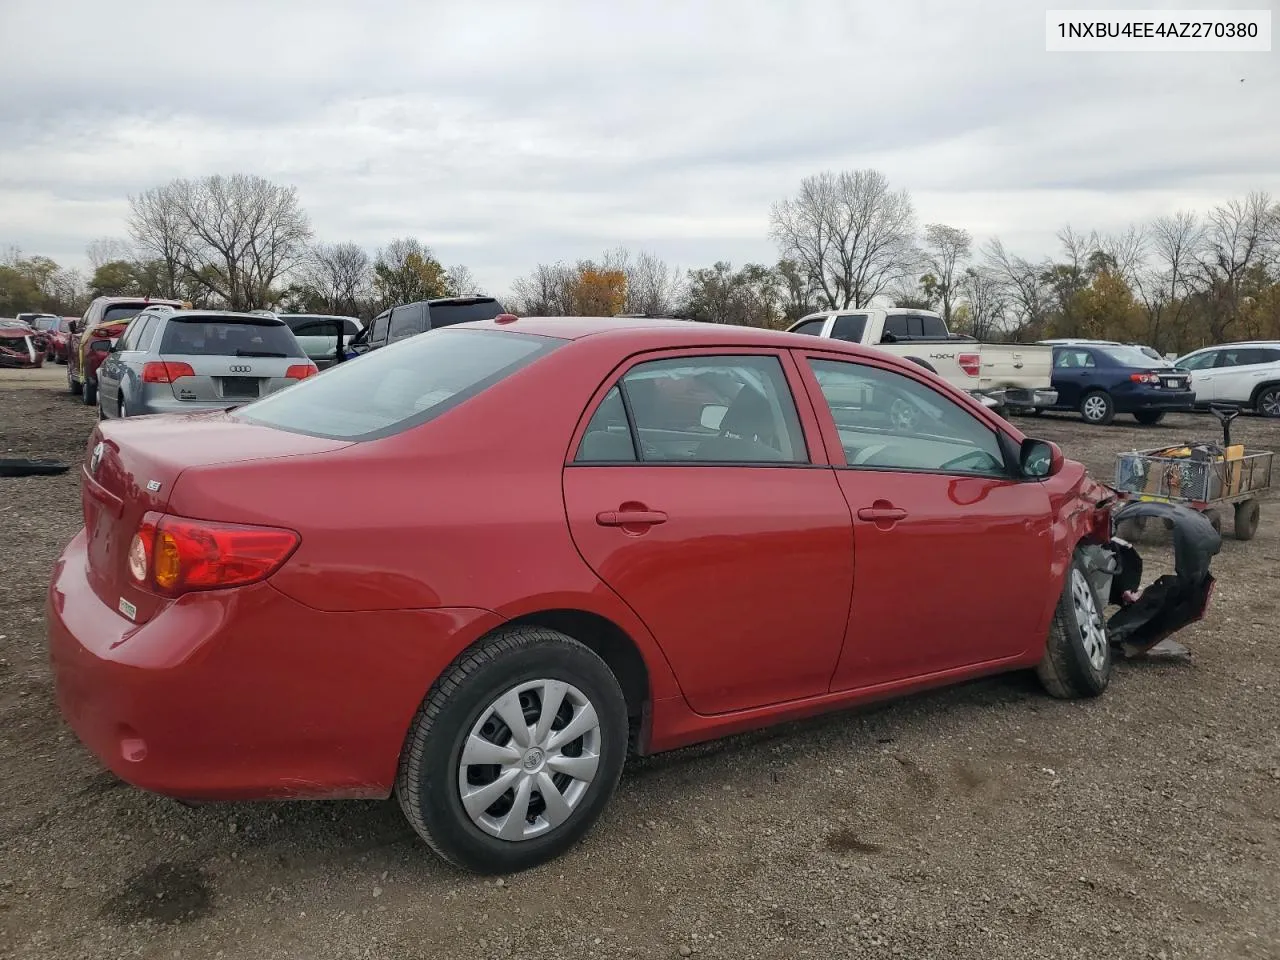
top-left (882, 315), bottom-right (909, 340)
top-left (578, 355), bottom-right (808, 464)
top-left (389, 304), bottom-right (423, 341)
top-left (807, 358), bottom-right (1007, 476)
top-left (236, 328), bottom-right (562, 440)
top-left (918, 315), bottom-right (947, 338)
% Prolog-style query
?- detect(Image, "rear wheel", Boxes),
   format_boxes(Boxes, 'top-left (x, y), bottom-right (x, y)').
top-left (1134, 410), bottom-right (1165, 425)
top-left (1080, 390), bottom-right (1114, 426)
top-left (67, 364), bottom-right (81, 396)
top-left (1233, 500), bottom-right (1259, 541)
top-left (81, 378), bottom-right (97, 406)
top-left (1037, 552), bottom-right (1113, 699)
top-left (396, 626), bottom-right (628, 874)
top-left (1256, 386), bottom-right (1280, 419)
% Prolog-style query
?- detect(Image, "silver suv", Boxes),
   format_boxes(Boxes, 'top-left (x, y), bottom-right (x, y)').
top-left (95, 308), bottom-right (317, 419)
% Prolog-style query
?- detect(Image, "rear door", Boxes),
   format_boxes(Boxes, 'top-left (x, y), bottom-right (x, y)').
top-left (562, 349), bottom-right (855, 715)
top-left (796, 352), bottom-right (1052, 689)
top-left (1050, 347), bottom-right (1096, 409)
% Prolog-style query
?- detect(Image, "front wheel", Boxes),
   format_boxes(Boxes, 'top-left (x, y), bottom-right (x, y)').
top-left (1037, 553), bottom-right (1113, 699)
top-left (1080, 390), bottom-right (1115, 426)
top-left (67, 365), bottom-right (82, 396)
top-left (1133, 410), bottom-right (1165, 425)
top-left (396, 626), bottom-right (628, 874)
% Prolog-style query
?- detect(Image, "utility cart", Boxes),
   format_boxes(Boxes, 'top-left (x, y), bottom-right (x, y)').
top-left (1113, 405), bottom-right (1273, 541)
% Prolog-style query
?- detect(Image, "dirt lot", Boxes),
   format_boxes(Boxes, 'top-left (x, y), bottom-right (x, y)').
top-left (1, 369), bottom-right (1277, 960)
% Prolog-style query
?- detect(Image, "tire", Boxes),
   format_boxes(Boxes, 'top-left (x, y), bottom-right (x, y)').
top-left (1080, 390), bottom-right (1115, 426)
top-left (1036, 552), bottom-right (1113, 699)
top-left (396, 626), bottom-right (628, 874)
top-left (1234, 500), bottom-right (1260, 541)
top-left (67, 365), bottom-right (82, 396)
top-left (1256, 386), bottom-right (1280, 419)
top-left (1203, 508), bottom-right (1222, 535)
top-left (1114, 516), bottom-right (1147, 542)
top-left (1024, 407), bottom-right (1044, 417)
top-left (82, 378), bottom-right (98, 406)
top-left (1133, 410), bottom-right (1165, 425)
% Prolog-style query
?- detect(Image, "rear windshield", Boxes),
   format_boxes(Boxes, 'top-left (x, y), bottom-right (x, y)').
top-left (1098, 345), bottom-right (1164, 367)
top-left (234, 328), bottom-right (562, 440)
top-left (102, 304), bottom-right (150, 324)
top-left (281, 315), bottom-right (361, 336)
top-left (159, 317), bottom-right (306, 358)
top-left (429, 300), bottom-right (505, 328)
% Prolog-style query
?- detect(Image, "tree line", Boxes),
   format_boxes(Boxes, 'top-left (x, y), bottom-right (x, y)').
top-left (3, 170), bottom-right (1278, 355)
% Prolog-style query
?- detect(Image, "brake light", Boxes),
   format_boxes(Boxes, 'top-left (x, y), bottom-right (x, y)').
top-left (958, 353), bottom-right (981, 377)
top-left (284, 363), bottom-right (318, 380)
top-left (142, 361), bottom-right (196, 383)
top-left (128, 512), bottom-right (300, 596)
top-left (1130, 372), bottom-right (1160, 384)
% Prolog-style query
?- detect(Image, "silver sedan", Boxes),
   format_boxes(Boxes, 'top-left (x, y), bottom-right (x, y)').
top-left (95, 309), bottom-right (318, 419)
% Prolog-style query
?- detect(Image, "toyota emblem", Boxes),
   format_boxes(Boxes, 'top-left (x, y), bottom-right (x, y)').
top-left (89, 441), bottom-right (104, 475)
top-left (229, 365), bottom-right (252, 374)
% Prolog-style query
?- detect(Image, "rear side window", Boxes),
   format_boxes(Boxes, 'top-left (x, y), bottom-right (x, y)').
top-left (831, 314), bottom-right (867, 342)
top-left (428, 299), bottom-right (505, 327)
top-left (235, 329), bottom-right (563, 440)
top-left (159, 319), bottom-right (305, 357)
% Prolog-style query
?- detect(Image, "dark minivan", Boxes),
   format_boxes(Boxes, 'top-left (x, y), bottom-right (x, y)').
top-left (349, 297), bottom-right (507, 356)
top-left (1040, 344), bottom-right (1194, 425)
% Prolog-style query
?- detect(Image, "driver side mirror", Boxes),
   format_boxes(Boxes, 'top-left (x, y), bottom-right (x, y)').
top-left (1020, 438), bottom-right (1063, 478)
top-left (700, 404), bottom-right (727, 431)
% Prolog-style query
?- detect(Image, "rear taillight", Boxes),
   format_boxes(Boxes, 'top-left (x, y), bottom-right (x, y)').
top-left (958, 353), bottom-right (981, 377)
top-left (1130, 372), bottom-right (1160, 384)
top-left (284, 363), bottom-right (318, 380)
top-left (142, 361), bottom-right (196, 383)
top-left (128, 512), bottom-right (300, 597)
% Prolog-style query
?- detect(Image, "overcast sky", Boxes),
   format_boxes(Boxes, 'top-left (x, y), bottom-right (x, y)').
top-left (1, 0), bottom-right (1275, 296)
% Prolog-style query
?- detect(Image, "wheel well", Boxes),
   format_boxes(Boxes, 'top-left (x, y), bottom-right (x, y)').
top-left (504, 609), bottom-right (651, 750)
top-left (1249, 380), bottom-right (1280, 406)
top-left (904, 356), bottom-right (936, 373)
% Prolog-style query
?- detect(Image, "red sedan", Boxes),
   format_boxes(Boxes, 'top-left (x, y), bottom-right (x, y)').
top-left (48, 316), bottom-right (1212, 874)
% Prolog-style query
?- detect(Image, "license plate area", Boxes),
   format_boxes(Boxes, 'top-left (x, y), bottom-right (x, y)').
top-left (218, 377), bottom-right (262, 399)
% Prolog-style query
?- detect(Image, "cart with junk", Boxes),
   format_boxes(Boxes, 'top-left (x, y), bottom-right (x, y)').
top-left (1113, 404), bottom-right (1273, 542)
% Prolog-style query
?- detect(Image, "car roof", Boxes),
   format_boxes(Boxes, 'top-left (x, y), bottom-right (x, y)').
top-left (156, 309), bottom-right (289, 325)
top-left (458, 315), bottom-right (884, 355)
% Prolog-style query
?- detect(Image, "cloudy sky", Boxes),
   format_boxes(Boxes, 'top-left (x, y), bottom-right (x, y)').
top-left (1, 0), bottom-right (1275, 295)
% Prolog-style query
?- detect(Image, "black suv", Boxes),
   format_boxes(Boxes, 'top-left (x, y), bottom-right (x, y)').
top-left (349, 296), bottom-right (507, 355)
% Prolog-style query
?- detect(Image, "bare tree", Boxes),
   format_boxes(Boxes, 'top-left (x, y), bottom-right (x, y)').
top-left (622, 249), bottom-right (685, 316)
top-left (446, 264), bottom-right (481, 296)
top-left (509, 262), bottom-right (575, 315)
top-left (86, 237), bottom-right (134, 271)
top-left (129, 175), bottom-right (312, 310)
top-left (1131, 212), bottom-right (1204, 351)
top-left (127, 185), bottom-right (190, 299)
top-left (372, 237), bottom-right (451, 307)
top-left (1196, 191), bottom-right (1279, 341)
top-left (770, 169), bottom-right (918, 309)
top-left (958, 266), bottom-right (1008, 340)
top-left (919, 223), bottom-right (972, 326)
top-left (298, 242), bottom-right (371, 314)
top-left (982, 238), bottom-right (1050, 336)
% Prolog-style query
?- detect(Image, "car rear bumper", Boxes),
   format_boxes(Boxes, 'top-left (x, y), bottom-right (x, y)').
top-left (1115, 388), bottom-right (1196, 412)
top-left (983, 387), bottom-right (1058, 409)
top-left (48, 529), bottom-right (500, 801)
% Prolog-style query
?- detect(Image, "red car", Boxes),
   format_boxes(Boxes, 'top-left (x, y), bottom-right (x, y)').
top-left (44, 317), bottom-right (76, 363)
top-left (48, 317), bottom-right (1214, 874)
top-left (0, 321), bottom-right (46, 368)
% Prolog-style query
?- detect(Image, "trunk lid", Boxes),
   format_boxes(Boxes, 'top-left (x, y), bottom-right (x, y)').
top-left (161, 354), bottom-right (299, 403)
top-left (80, 414), bottom-right (350, 625)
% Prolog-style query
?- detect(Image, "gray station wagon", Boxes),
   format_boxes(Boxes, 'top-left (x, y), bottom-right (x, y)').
top-left (94, 309), bottom-right (318, 419)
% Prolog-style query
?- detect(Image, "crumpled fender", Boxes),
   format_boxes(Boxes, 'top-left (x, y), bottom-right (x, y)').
top-left (1102, 501), bottom-right (1221, 654)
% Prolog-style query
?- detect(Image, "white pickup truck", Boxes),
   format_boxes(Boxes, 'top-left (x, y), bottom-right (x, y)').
top-left (786, 308), bottom-right (1057, 412)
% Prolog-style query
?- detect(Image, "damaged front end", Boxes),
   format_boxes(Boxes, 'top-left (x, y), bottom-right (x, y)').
top-left (1081, 499), bottom-right (1220, 660)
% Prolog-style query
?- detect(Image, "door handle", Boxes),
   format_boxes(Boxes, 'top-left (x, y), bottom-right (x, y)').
top-left (596, 509), bottom-right (668, 527)
top-left (857, 505), bottom-right (907, 522)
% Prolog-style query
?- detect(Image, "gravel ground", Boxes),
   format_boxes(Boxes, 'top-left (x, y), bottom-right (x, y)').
top-left (1, 370), bottom-right (1278, 960)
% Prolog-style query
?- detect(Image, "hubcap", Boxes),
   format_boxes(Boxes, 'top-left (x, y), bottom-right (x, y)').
top-left (1071, 568), bottom-right (1108, 671)
top-left (1261, 391), bottom-right (1280, 417)
top-left (458, 679), bottom-right (601, 842)
top-left (1083, 396), bottom-right (1107, 421)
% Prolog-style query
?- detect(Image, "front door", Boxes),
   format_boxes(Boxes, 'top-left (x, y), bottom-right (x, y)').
top-left (562, 351), bottom-right (855, 715)
top-left (799, 353), bottom-right (1053, 691)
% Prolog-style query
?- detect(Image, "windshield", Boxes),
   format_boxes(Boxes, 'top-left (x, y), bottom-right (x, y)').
top-left (159, 318), bottom-right (306, 357)
top-left (31, 316), bottom-right (59, 331)
top-left (234, 328), bottom-right (562, 440)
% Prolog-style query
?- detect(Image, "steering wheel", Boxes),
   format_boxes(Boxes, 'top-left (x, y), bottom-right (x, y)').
top-left (938, 449), bottom-right (997, 472)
